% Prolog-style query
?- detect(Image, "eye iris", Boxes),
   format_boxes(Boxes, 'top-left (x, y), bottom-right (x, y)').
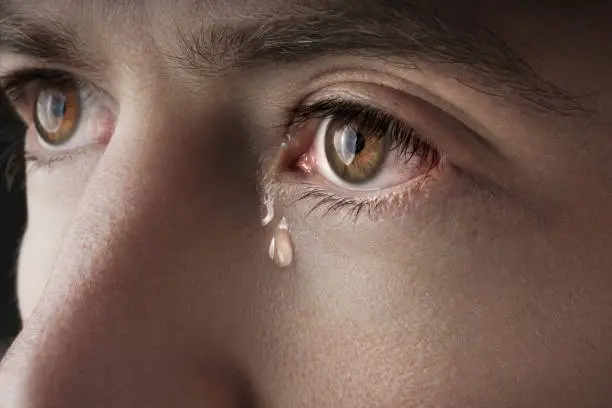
top-left (34, 85), bottom-right (80, 145)
top-left (324, 118), bottom-right (387, 183)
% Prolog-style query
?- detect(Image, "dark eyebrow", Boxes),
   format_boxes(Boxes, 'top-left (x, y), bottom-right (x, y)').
top-left (0, 0), bottom-right (589, 116)
top-left (175, 2), bottom-right (590, 117)
top-left (0, 12), bottom-right (105, 76)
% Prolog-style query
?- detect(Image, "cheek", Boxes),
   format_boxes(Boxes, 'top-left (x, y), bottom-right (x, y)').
top-left (17, 155), bottom-right (97, 320)
top-left (17, 194), bottom-right (76, 320)
top-left (17, 229), bottom-right (56, 320)
top-left (258, 179), bottom-right (612, 406)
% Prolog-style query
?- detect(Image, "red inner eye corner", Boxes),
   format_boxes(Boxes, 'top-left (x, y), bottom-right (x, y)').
top-left (95, 109), bottom-right (117, 146)
top-left (282, 119), bottom-right (321, 175)
top-left (293, 150), bottom-right (315, 175)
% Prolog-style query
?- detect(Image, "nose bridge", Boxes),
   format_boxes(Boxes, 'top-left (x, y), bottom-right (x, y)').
top-left (0, 93), bottom-right (265, 406)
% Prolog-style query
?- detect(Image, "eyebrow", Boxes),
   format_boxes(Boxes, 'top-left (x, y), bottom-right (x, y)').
top-left (0, 0), bottom-right (589, 116)
top-left (0, 8), bottom-right (105, 74)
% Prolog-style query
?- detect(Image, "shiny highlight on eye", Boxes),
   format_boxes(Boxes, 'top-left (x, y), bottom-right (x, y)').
top-left (274, 97), bottom-right (445, 221)
top-left (34, 84), bottom-right (81, 146)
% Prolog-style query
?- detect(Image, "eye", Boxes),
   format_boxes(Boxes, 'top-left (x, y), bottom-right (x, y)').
top-left (275, 96), bottom-right (449, 221)
top-left (34, 83), bottom-right (81, 147)
top-left (1, 69), bottom-right (115, 161)
top-left (288, 99), bottom-right (441, 193)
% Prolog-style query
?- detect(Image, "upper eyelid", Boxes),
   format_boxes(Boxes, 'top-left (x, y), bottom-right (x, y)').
top-left (287, 84), bottom-right (509, 185)
top-left (1, 68), bottom-right (109, 105)
top-left (289, 99), bottom-right (425, 154)
top-left (291, 98), bottom-right (404, 127)
top-left (2, 74), bottom-right (69, 105)
top-left (303, 99), bottom-right (439, 159)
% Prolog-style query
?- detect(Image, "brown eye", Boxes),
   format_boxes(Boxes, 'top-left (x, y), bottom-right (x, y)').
top-left (323, 116), bottom-right (388, 184)
top-left (33, 83), bottom-right (81, 146)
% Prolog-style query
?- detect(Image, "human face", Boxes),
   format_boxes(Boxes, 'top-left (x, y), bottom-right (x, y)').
top-left (1, 0), bottom-right (612, 406)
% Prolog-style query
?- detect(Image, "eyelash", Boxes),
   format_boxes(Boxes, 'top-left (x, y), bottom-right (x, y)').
top-left (1, 70), bottom-right (97, 171)
top-left (288, 98), bottom-right (440, 168)
top-left (281, 98), bottom-right (443, 221)
top-left (1, 70), bottom-right (443, 221)
top-left (2, 69), bottom-right (93, 108)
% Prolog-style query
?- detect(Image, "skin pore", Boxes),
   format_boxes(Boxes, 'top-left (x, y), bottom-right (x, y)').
top-left (1, 0), bottom-right (612, 407)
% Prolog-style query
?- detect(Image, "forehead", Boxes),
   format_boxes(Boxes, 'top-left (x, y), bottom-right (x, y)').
top-left (1, 0), bottom-right (394, 64)
top-left (3, 0), bottom-right (513, 33)
top-left (2, 1), bottom-right (591, 46)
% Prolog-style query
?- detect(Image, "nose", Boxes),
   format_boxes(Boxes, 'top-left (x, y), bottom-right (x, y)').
top-left (0, 93), bottom-right (266, 407)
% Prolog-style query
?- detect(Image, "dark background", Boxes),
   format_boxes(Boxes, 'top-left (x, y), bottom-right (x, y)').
top-left (0, 93), bottom-right (25, 355)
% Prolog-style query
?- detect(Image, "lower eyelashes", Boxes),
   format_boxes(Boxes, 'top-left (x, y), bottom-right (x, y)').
top-left (286, 175), bottom-right (441, 222)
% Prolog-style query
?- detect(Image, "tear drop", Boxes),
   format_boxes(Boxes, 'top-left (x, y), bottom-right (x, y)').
top-left (269, 217), bottom-right (294, 268)
top-left (260, 194), bottom-right (275, 227)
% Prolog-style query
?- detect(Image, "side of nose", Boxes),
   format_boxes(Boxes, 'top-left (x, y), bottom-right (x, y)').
top-left (0, 92), bottom-right (266, 407)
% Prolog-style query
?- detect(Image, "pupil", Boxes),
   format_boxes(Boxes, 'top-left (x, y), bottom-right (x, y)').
top-left (325, 118), bottom-right (387, 184)
top-left (353, 131), bottom-right (365, 154)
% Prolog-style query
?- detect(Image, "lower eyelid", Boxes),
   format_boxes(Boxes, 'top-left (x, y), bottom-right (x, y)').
top-left (271, 161), bottom-right (454, 222)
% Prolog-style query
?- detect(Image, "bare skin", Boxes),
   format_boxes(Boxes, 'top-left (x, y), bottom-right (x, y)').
top-left (1, 1), bottom-right (612, 407)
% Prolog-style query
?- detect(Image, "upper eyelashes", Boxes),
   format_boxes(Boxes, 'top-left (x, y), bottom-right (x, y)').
top-left (1, 67), bottom-right (451, 221)
top-left (284, 98), bottom-right (442, 188)
top-left (273, 96), bottom-right (447, 220)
